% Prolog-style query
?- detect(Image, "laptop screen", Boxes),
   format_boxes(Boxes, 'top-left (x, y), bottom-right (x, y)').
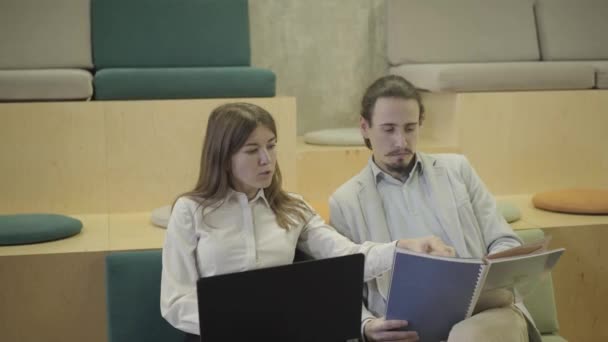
top-left (196, 253), bottom-right (364, 342)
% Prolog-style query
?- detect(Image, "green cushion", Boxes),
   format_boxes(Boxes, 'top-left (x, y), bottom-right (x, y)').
top-left (94, 67), bottom-right (275, 100)
top-left (516, 229), bottom-right (561, 335)
top-left (0, 214), bottom-right (82, 246)
top-left (497, 200), bottom-right (522, 223)
top-left (541, 334), bottom-right (567, 342)
top-left (106, 250), bottom-right (184, 342)
top-left (92, 0), bottom-right (250, 68)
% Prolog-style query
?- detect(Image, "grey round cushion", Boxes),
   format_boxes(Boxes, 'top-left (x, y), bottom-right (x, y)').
top-left (150, 205), bottom-right (172, 228)
top-left (496, 201), bottom-right (521, 223)
top-left (0, 213), bottom-right (82, 245)
top-left (303, 128), bottom-right (364, 146)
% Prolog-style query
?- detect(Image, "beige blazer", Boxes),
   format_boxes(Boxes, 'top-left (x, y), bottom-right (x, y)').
top-left (329, 153), bottom-right (536, 336)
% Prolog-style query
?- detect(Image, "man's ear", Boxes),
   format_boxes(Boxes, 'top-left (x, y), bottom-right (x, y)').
top-left (360, 117), bottom-right (370, 139)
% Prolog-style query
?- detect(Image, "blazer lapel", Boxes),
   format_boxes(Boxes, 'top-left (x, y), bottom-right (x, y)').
top-left (422, 158), bottom-right (470, 257)
top-left (356, 165), bottom-right (392, 243)
top-left (356, 165), bottom-right (392, 301)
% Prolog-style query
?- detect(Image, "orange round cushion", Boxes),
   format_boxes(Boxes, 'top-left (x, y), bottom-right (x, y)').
top-left (532, 188), bottom-right (608, 214)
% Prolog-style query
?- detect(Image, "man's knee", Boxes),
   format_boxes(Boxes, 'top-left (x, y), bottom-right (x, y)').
top-left (447, 306), bottom-right (528, 342)
top-left (449, 318), bottom-right (493, 341)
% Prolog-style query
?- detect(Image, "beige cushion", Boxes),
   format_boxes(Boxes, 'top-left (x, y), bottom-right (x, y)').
top-left (390, 62), bottom-right (595, 92)
top-left (387, 0), bottom-right (539, 65)
top-left (593, 62), bottom-right (608, 89)
top-left (597, 70), bottom-right (608, 89)
top-left (303, 128), bottom-right (364, 146)
top-left (532, 188), bottom-right (608, 214)
top-left (0, 69), bottom-right (93, 100)
top-left (0, 0), bottom-right (92, 69)
top-left (536, 0), bottom-right (608, 61)
top-left (150, 205), bottom-right (172, 228)
top-left (554, 61), bottom-right (608, 89)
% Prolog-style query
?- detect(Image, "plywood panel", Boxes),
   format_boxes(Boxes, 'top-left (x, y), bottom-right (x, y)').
top-left (457, 90), bottom-right (608, 195)
top-left (296, 137), bottom-right (459, 203)
top-left (547, 225), bottom-right (608, 342)
top-left (103, 97), bottom-right (297, 212)
top-left (103, 100), bottom-right (204, 213)
top-left (0, 252), bottom-right (108, 342)
top-left (108, 213), bottom-right (166, 251)
top-left (0, 97), bottom-right (297, 214)
top-left (420, 92), bottom-right (458, 146)
top-left (0, 102), bottom-right (107, 214)
top-left (297, 142), bottom-right (371, 204)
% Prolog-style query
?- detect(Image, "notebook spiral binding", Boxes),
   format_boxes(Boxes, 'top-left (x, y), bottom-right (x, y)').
top-left (465, 264), bottom-right (489, 318)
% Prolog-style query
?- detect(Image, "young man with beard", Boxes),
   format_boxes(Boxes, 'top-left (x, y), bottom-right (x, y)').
top-left (329, 75), bottom-right (540, 342)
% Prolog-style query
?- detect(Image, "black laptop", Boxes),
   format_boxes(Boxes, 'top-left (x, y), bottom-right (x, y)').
top-left (196, 253), bottom-right (365, 342)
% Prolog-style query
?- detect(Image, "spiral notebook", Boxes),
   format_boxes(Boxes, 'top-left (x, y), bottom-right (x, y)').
top-left (385, 240), bottom-right (564, 342)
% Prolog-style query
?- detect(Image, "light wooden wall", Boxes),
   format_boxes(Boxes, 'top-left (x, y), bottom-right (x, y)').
top-left (0, 97), bottom-right (297, 214)
top-left (296, 90), bottom-right (608, 203)
top-left (455, 90), bottom-right (608, 195)
top-left (297, 140), bottom-right (460, 206)
top-left (0, 252), bottom-right (108, 342)
top-left (549, 225), bottom-right (608, 342)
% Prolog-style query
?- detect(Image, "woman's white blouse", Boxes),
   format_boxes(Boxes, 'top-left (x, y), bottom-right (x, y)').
top-left (160, 190), bottom-right (396, 334)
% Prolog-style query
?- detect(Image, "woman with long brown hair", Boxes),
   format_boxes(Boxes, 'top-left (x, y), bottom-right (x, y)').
top-left (160, 102), bottom-right (453, 340)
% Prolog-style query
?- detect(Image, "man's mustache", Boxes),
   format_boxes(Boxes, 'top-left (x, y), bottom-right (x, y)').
top-left (386, 149), bottom-right (413, 156)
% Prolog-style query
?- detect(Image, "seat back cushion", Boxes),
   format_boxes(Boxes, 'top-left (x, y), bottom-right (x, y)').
top-left (536, 0), bottom-right (608, 60)
top-left (93, 67), bottom-right (275, 100)
top-left (92, 0), bottom-right (250, 68)
top-left (387, 0), bottom-right (539, 64)
top-left (0, 0), bottom-right (92, 69)
top-left (105, 250), bottom-right (184, 342)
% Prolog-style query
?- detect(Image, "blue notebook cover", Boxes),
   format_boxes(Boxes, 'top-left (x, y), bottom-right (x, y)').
top-left (385, 250), bottom-right (486, 342)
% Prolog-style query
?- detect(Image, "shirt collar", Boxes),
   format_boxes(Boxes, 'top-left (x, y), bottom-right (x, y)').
top-left (251, 188), bottom-right (271, 207)
top-left (228, 188), bottom-right (271, 207)
top-left (369, 153), bottom-right (424, 185)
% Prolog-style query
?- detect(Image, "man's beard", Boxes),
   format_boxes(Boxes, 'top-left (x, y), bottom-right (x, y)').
top-left (386, 154), bottom-right (416, 178)
top-left (386, 163), bottom-right (411, 178)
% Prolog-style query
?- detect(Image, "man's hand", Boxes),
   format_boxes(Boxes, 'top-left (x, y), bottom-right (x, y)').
top-left (397, 236), bottom-right (455, 257)
top-left (364, 317), bottom-right (419, 341)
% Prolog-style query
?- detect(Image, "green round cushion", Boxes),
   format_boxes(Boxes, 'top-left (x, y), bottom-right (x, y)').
top-left (496, 201), bottom-right (521, 223)
top-left (0, 214), bottom-right (82, 245)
